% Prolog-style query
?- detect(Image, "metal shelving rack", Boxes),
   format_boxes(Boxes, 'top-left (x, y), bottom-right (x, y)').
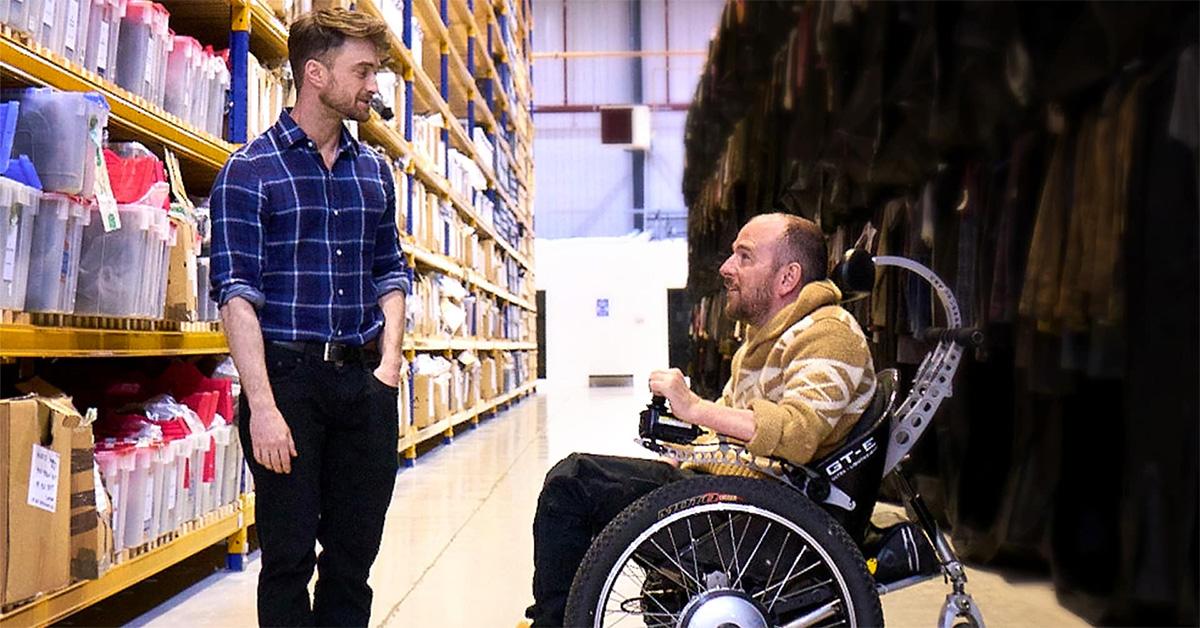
top-left (0, 0), bottom-right (536, 623)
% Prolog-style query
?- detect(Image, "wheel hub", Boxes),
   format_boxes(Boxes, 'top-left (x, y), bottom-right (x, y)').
top-left (678, 588), bottom-right (769, 628)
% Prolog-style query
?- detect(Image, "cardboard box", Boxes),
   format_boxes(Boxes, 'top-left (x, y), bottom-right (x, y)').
top-left (465, 366), bottom-right (481, 409)
top-left (413, 374), bottom-right (435, 429)
top-left (13, 379), bottom-right (112, 580)
top-left (165, 217), bottom-right (199, 322)
top-left (481, 358), bottom-right (498, 400)
top-left (433, 377), bottom-right (450, 420)
top-left (0, 396), bottom-right (74, 606)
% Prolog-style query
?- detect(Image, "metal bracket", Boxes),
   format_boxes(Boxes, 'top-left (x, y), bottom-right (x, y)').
top-left (940, 591), bottom-right (987, 628)
top-left (872, 256), bottom-right (966, 476)
top-left (640, 438), bottom-right (856, 511)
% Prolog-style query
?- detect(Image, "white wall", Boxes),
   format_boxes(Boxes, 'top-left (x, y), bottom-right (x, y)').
top-left (536, 235), bottom-right (687, 389)
top-left (530, 0), bottom-right (724, 239)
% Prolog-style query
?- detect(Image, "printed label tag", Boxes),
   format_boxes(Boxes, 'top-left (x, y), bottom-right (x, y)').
top-left (27, 444), bottom-right (61, 513)
top-left (91, 136), bottom-right (121, 232)
top-left (97, 22), bottom-right (111, 73)
top-left (42, 0), bottom-right (57, 29)
top-left (143, 40), bottom-right (156, 92)
top-left (3, 206), bottom-right (18, 282)
top-left (65, 0), bottom-right (80, 53)
top-left (167, 472), bottom-right (177, 511)
top-left (93, 465), bottom-right (111, 514)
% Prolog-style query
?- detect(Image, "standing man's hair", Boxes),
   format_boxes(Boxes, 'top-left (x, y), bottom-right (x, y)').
top-left (288, 9), bottom-right (390, 91)
top-left (767, 213), bottom-right (828, 285)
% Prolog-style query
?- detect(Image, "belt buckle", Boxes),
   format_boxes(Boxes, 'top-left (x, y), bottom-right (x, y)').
top-left (323, 342), bottom-right (345, 364)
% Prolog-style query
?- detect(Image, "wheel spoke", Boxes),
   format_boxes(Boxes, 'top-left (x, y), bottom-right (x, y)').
top-left (732, 521), bottom-right (771, 591)
top-left (764, 546), bottom-right (809, 611)
top-left (592, 500), bottom-right (860, 628)
top-left (665, 525), bottom-right (692, 595)
top-left (647, 537), bottom-right (706, 591)
top-left (763, 531), bottom-right (792, 598)
top-left (729, 513), bottom-right (743, 585)
top-left (685, 519), bottom-right (702, 590)
top-left (706, 513), bottom-right (730, 576)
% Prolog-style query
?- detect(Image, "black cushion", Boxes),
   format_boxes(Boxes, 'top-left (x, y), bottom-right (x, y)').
top-left (830, 248), bottom-right (875, 302)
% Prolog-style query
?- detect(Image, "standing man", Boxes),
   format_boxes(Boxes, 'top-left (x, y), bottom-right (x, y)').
top-left (209, 9), bottom-right (408, 626)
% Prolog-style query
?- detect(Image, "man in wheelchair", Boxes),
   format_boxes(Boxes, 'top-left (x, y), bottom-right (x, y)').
top-left (526, 214), bottom-right (881, 627)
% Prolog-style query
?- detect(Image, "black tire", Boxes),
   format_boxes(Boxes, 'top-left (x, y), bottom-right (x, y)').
top-left (564, 475), bottom-right (883, 628)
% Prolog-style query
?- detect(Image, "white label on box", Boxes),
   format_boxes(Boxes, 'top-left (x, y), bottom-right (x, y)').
top-left (94, 465), bottom-right (111, 514)
top-left (65, 0), bottom-right (80, 51)
top-left (97, 22), bottom-right (111, 73)
top-left (143, 40), bottom-right (156, 91)
top-left (42, 0), bottom-right (57, 29)
top-left (167, 473), bottom-right (177, 510)
top-left (27, 444), bottom-right (61, 513)
top-left (144, 481), bottom-right (153, 523)
top-left (3, 206), bottom-right (18, 282)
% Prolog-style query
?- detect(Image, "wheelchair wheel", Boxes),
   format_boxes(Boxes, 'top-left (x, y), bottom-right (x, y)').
top-left (565, 475), bottom-right (882, 628)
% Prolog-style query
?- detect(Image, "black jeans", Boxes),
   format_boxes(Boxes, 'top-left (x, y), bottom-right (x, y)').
top-left (527, 453), bottom-right (690, 627)
top-left (238, 344), bottom-right (400, 627)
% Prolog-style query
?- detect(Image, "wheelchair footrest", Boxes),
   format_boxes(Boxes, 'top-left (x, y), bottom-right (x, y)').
top-left (864, 521), bottom-right (940, 587)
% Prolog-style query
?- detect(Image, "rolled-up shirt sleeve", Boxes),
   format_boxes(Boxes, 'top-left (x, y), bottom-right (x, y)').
top-left (209, 154), bottom-right (267, 309)
top-left (372, 165), bottom-right (411, 298)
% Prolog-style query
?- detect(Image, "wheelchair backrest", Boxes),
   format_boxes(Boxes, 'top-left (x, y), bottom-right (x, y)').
top-left (812, 369), bottom-right (899, 540)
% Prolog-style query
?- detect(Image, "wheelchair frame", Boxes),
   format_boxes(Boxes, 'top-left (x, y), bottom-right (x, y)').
top-left (633, 254), bottom-right (987, 628)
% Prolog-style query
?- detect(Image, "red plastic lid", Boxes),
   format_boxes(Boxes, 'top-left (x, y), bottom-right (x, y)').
top-left (104, 149), bottom-right (167, 207)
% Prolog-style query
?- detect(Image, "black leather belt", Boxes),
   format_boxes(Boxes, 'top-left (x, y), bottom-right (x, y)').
top-left (269, 340), bottom-right (379, 363)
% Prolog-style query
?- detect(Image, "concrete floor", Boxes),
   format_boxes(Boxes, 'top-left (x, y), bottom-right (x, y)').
top-left (117, 384), bottom-right (1089, 627)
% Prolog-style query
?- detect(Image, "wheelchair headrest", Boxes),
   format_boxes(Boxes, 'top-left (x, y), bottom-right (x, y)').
top-left (830, 249), bottom-right (875, 303)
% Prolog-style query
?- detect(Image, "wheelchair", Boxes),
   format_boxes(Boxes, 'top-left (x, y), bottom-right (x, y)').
top-left (563, 251), bottom-right (988, 628)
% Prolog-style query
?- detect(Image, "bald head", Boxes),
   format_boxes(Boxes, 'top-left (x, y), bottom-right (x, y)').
top-left (748, 213), bottom-right (828, 285)
top-left (719, 212), bottom-right (829, 326)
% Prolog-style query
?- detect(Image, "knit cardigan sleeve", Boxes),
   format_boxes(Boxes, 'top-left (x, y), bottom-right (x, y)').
top-left (744, 317), bottom-right (874, 465)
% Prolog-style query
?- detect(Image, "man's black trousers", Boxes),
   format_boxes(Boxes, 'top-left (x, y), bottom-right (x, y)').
top-left (527, 453), bottom-right (691, 627)
top-left (238, 344), bottom-right (400, 627)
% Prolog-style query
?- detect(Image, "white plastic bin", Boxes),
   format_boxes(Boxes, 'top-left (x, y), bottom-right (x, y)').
top-left (0, 177), bottom-right (39, 310)
top-left (164, 36), bottom-right (201, 124)
top-left (31, 0), bottom-right (65, 54)
top-left (122, 444), bottom-right (155, 549)
top-left (204, 53), bottom-right (228, 138)
top-left (25, 193), bottom-right (90, 313)
top-left (75, 203), bottom-right (154, 316)
top-left (6, 0), bottom-right (35, 35)
top-left (162, 436), bottom-right (192, 533)
top-left (115, 1), bottom-right (163, 101)
top-left (219, 425), bottom-right (242, 506)
top-left (182, 430), bottom-right (211, 522)
top-left (95, 446), bottom-right (136, 554)
top-left (5, 88), bottom-right (109, 196)
top-left (58, 0), bottom-right (93, 65)
top-left (84, 0), bottom-right (126, 80)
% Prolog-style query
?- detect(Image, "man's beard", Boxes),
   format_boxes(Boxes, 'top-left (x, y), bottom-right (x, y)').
top-left (724, 281), bottom-right (771, 324)
top-left (320, 87), bottom-right (371, 122)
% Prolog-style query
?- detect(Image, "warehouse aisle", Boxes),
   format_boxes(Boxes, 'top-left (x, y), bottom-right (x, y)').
top-left (128, 385), bottom-right (1087, 627)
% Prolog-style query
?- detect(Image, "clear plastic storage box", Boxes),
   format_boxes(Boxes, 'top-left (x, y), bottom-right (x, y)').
top-left (5, 88), bottom-right (110, 196)
top-left (25, 193), bottom-right (91, 313)
top-left (30, 0), bottom-right (66, 54)
top-left (115, 1), bottom-right (171, 105)
top-left (204, 52), bottom-right (229, 137)
top-left (0, 177), bottom-right (40, 311)
top-left (76, 202), bottom-right (156, 316)
top-left (60, 0), bottom-right (96, 65)
top-left (164, 35), bottom-right (201, 124)
top-left (84, 0), bottom-right (126, 80)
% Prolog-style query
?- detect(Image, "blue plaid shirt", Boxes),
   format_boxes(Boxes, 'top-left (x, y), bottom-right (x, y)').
top-left (209, 110), bottom-right (411, 345)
